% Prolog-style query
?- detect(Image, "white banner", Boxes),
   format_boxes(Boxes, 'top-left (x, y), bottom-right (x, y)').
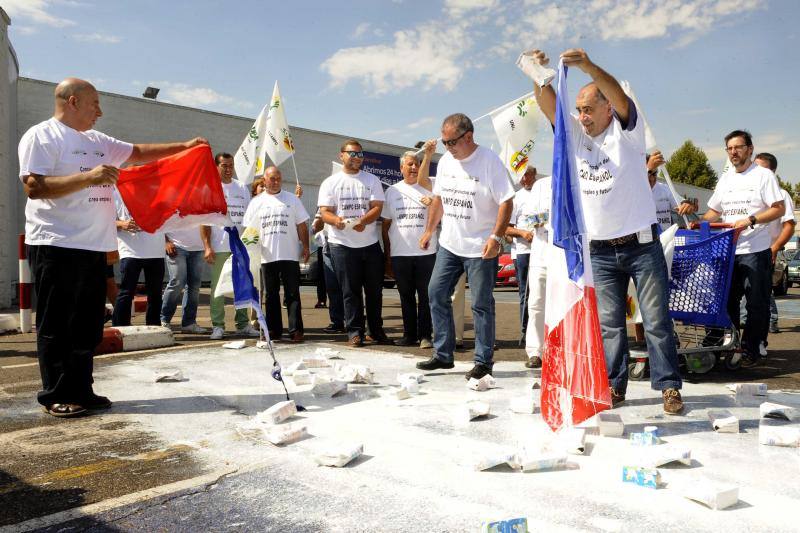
top-left (234, 103), bottom-right (268, 185)
top-left (259, 81), bottom-right (295, 169)
top-left (490, 95), bottom-right (541, 182)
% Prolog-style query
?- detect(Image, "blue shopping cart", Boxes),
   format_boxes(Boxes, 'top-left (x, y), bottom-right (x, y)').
top-left (628, 222), bottom-right (744, 379)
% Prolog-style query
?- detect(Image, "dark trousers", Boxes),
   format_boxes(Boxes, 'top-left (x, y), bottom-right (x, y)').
top-left (28, 245), bottom-right (106, 406)
top-left (261, 260), bottom-right (303, 338)
top-left (728, 249), bottom-right (772, 355)
top-left (112, 257), bottom-right (165, 326)
top-left (323, 248), bottom-right (344, 327)
top-left (315, 247), bottom-right (326, 304)
top-left (329, 242), bottom-right (385, 339)
top-left (391, 254), bottom-right (436, 341)
top-left (513, 253), bottom-right (530, 335)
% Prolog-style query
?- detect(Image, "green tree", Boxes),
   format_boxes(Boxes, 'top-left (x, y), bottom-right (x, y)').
top-left (665, 140), bottom-right (718, 190)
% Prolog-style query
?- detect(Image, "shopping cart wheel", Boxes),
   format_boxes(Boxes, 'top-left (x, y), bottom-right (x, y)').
top-left (685, 352), bottom-right (716, 374)
top-left (627, 360), bottom-right (648, 381)
top-left (722, 351), bottom-right (742, 371)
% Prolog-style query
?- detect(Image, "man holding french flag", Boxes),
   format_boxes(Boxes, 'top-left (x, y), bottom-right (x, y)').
top-left (523, 48), bottom-right (684, 421)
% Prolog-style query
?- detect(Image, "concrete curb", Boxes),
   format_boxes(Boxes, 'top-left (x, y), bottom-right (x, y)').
top-left (96, 325), bottom-right (175, 354)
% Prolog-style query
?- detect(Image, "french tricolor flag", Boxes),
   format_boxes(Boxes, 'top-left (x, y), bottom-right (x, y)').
top-left (541, 61), bottom-right (612, 431)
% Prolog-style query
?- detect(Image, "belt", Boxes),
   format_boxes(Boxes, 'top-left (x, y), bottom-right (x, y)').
top-left (591, 233), bottom-right (638, 248)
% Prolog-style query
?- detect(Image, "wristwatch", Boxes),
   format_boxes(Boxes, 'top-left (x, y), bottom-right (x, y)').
top-left (489, 234), bottom-right (503, 245)
top-left (748, 215), bottom-right (757, 228)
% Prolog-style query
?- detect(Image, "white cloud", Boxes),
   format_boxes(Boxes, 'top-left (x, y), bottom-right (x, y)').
top-left (149, 81), bottom-right (254, 111)
top-left (321, 21), bottom-right (469, 95)
top-left (14, 26), bottom-right (39, 36)
top-left (324, 0), bottom-right (766, 95)
top-left (407, 116), bottom-right (436, 130)
top-left (755, 132), bottom-right (800, 155)
top-left (445, 0), bottom-right (498, 17)
top-left (72, 32), bottom-right (121, 44)
top-left (353, 22), bottom-right (370, 39)
top-left (2, 0), bottom-right (76, 27)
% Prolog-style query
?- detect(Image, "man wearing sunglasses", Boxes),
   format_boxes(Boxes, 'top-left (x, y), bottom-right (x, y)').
top-left (317, 140), bottom-right (392, 347)
top-left (527, 48), bottom-right (685, 415)
top-left (417, 114), bottom-right (515, 380)
top-left (702, 131), bottom-right (785, 367)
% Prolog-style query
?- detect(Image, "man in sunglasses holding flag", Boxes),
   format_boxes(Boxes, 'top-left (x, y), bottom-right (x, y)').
top-left (417, 114), bottom-right (515, 380)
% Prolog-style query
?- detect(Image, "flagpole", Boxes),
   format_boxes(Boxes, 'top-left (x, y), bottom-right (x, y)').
top-left (658, 164), bottom-right (690, 227)
top-left (289, 152), bottom-right (300, 186)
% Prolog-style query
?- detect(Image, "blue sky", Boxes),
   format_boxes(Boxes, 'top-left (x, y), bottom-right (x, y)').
top-left (6, 0), bottom-right (798, 185)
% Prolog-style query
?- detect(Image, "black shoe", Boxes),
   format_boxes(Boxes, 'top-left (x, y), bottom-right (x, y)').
top-left (323, 323), bottom-right (345, 334)
top-left (81, 393), bottom-right (112, 410)
top-left (394, 336), bottom-right (417, 347)
top-left (740, 352), bottom-right (762, 368)
top-left (465, 364), bottom-right (493, 380)
top-left (416, 357), bottom-right (455, 371)
top-left (525, 356), bottom-right (542, 369)
top-left (455, 341), bottom-right (465, 350)
top-left (370, 334), bottom-right (394, 346)
top-left (610, 387), bottom-right (626, 407)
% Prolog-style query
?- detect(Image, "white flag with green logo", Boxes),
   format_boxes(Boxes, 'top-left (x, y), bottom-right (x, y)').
top-left (490, 95), bottom-right (542, 182)
top-left (259, 81), bottom-right (295, 169)
top-left (234, 103), bottom-right (268, 185)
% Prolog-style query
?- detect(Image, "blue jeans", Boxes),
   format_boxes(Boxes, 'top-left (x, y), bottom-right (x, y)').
top-left (113, 257), bottom-right (165, 326)
top-left (160, 248), bottom-right (205, 327)
top-left (590, 237), bottom-right (681, 392)
top-left (514, 253), bottom-right (530, 335)
top-left (329, 242), bottom-right (385, 339)
top-left (323, 247), bottom-right (344, 328)
top-left (429, 246), bottom-right (498, 368)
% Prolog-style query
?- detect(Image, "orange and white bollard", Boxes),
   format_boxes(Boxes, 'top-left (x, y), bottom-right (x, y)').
top-left (18, 234), bottom-right (32, 333)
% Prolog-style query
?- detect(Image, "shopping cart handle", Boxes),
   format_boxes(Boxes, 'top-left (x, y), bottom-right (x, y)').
top-left (688, 221), bottom-right (735, 230)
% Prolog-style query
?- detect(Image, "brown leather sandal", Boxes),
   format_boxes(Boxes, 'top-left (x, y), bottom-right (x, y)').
top-left (44, 403), bottom-right (88, 418)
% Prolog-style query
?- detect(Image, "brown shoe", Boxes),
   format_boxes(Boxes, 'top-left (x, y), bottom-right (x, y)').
top-left (43, 403), bottom-right (88, 418)
top-left (290, 331), bottom-right (304, 343)
top-left (349, 335), bottom-right (364, 347)
top-left (610, 387), bottom-right (626, 407)
top-left (525, 356), bottom-right (542, 369)
top-left (662, 388), bottom-right (684, 415)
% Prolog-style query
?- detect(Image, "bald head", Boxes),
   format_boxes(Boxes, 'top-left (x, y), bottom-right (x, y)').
top-left (53, 77), bottom-right (102, 131)
top-left (575, 82), bottom-right (613, 137)
top-left (55, 77), bottom-right (95, 101)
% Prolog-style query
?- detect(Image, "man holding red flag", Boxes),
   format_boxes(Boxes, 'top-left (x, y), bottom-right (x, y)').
top-left (18, 77), bottom-right (207, 418)
top-left (527, 50), bottom-right (685, 416)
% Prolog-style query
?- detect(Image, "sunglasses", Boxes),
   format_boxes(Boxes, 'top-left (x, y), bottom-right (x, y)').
top-left (342, 150), bottom-right (364, 158)
top-left (648, 170), bottom-right (658, 177)
top-left (442, 131), bottom-right (468, 147)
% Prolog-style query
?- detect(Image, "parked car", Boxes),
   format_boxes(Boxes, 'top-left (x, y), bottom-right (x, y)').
top-left (772, 249), bottom-right (790, 296)
top-left (496, 253), bottom-right (518, 287)
top-left (787, 250), bottom-right (800, 288)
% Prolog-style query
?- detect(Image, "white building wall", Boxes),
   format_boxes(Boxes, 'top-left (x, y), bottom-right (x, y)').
top-left (0, 8), bottom-right (18, 308)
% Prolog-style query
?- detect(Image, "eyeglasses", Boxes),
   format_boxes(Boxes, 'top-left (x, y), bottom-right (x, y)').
top-left (725, 144), bottom-right (749, 153)
top-left (342, 150), bottom-right (364, 158)
top-left (647, 170), bottom-right (658, 177)
top-left (442, 131), bottom-right (468, 147)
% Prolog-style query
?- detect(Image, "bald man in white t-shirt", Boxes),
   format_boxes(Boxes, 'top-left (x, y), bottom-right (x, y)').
top-left (18, 77), bottom-right (207, 418)
top-left (528, 49), bottom-right (695, 415)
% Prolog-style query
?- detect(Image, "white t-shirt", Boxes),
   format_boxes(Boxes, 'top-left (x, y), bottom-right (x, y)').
top-left (433, 146), bottom-right (515, 258)
top-left (528, 176), bottom-right (553, 268)
top-left (166, 227), bottom-right (205, 252)
top-left (18, 117), bottom-right (134, 251)
top-left (768, 190), bottom-right (796, 244)
top-left (317, 170), bottom-right (385, 248)
top-left (208, 179), bottom-right (251, 252)
top-left (570, 102), bottom-right (657, 240)
top-left (382, 181), bottom-right (437, 257)
top-left (243, 190), bottom-right (310, 263)
top-left (651, 182), bottom-right (678, 231)
top-left (510, 187), bottom-right (538, 255)
top-left (708, 163), bottom-right (784, 255)
top-left (115, 191), bottom-right (165, 259)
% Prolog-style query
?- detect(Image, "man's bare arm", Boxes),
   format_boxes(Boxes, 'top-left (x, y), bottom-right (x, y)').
top-left (127, 137), bottom-right (208, 164)
top-left (561, 48), bottom-right (629, 124)
top-left (319, 206), bottom-right (344, 229)
top-left (22, 165), bottom-right (119, 200)
top-left (417, 140), bottom-right (437, 191)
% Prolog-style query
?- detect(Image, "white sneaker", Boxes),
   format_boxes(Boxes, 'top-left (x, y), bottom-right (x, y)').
top-left (759, 341), bottom-right (768, 358)
top-left (236, 324), bottom-right (260, 337)
top-left (181, 323), bottom-right (208, 334)
top-left (210, 327), bottom-right (225, 340)
top-left (160, 321), bottom-right (171, 329)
